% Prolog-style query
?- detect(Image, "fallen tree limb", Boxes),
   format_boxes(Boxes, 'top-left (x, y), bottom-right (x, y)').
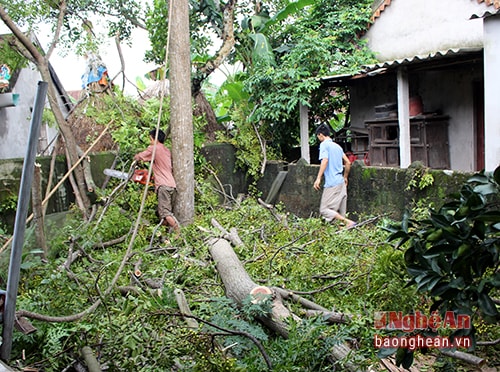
top-left (257, 197), bottom-right (285, 224)
top-left (303, 309), bottom-right (353, 324)
top-left (174, 288), bottom-right (199, 330)
top-left (273, 287), bottom-right (328, 311)
top-left (117, 286), bottom-right (141, 296)
top-left (211, 218), bottom-right (243, 247)
top-left (333, 215), bottom-right (383, 235)
top-left (207, 237), bottom-right (363, 371)
top-left (81, 346), bottom-right (101, 372)
top-left (379, 357), bottom-right (420, 372)
top-left (477, 338), bottom-right (500, 346)
top-left (439, 349), bottom-right (485, 366)
top-left (93, 235), bottom-right (128, 249)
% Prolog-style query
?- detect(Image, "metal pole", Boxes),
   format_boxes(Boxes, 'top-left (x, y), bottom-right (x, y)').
top-left (1, 81), bottom-right (48, 361)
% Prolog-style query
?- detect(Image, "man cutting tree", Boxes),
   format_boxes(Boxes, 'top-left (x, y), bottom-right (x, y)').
top-left (134, 129), bottom-right (180, 236)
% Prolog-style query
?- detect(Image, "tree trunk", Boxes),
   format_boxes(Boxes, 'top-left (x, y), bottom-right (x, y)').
top-left (208, 237), bottom-right (292, 336)
top-left (169, 0), bottom-right (194, 225)
top-left (0, 7), bottom-right (91, 218)
top-left (208, 237), bottom-right (363, 371)
top-left (193, 90), bottom-right (224, 141)
top-left (42, 62), bottom-right (91, 219)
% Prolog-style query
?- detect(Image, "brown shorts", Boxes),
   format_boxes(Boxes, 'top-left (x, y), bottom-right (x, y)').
top-left (156, 185), bottom-right (176, 220)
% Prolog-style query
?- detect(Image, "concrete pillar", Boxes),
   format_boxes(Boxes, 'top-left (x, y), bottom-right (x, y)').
top-left (483, 15), bottom-right (500, 172)
top-left (299, 103), bottom-right (310, 163)
top-left (397, 68), bottom-right (411, 168)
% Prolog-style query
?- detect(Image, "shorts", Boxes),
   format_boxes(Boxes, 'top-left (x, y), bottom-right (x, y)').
top-left (156, 185), bottom-right (176, 220)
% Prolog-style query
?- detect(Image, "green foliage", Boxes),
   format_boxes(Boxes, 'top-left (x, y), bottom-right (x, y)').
top-left (2, 0), bottom-right (146, 58)
top-left (0, 192), bottom-right (17, 215)
top-left (260, 318), bottom-right (341, 371)
top-left (144, 0), bottom-right (377, 162)
top-left (0, 39), bottom-right (28, 77)
top-left (145, 0), bottom-right (217, 66)
top-left (42, 108), bottom-right (57, 128)
top-left (4, 187), bottom-right (422, 370)
top-left (385, 166), bottom-right (500, 367)
top-left (406, 165), bottom-right (435, 191)
top-left (219, 0), bottom-right (377, 158)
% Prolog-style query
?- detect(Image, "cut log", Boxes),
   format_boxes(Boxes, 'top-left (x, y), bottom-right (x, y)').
top-left (208, 237), bottom-right (263, 304)
top-left (133, 258), bottom-right (142, 278)
top-left (81, 346), bottom-right (101, 372)
top-left (440, 349), bottom-right (485, 366)
top-left (208, 237), bottom-right (291, 337)
top-left (207, 237), bottom-right (362, 371)
top-left (174, 288), bottom-right (199, 330)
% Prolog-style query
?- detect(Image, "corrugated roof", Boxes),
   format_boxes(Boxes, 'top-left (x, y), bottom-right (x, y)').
top-left (321, 47), bottom-right (483, 85)
top-left (364, 47), bottom-right (483, 70)
top-left (470, 0), bottom-right (500, 19)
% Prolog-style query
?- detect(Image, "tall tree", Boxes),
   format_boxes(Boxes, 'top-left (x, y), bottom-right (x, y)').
top-left (169, 0), bottom-right (194, 225)
top-left (146, 0), bottom-right (237, 138)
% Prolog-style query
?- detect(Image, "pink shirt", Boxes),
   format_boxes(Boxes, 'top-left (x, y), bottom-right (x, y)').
top-left (134, 143), bottom-right (176, 189)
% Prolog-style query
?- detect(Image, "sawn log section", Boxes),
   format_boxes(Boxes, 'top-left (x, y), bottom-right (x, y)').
top-left (208, 237), bottom-right (362, 371)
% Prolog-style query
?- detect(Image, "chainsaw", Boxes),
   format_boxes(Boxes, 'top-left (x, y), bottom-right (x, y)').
top-left (103, 168), bottom-right (153, 185)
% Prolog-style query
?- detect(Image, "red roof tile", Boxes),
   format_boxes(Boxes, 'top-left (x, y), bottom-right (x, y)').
top-left (370, 0), bottom-right (500, 24)
top-left (477, 0), bottom-right (500, 9)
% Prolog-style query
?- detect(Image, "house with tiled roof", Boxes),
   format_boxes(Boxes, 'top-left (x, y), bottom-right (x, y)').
top-left (322, 0), bottom-right (500, 172)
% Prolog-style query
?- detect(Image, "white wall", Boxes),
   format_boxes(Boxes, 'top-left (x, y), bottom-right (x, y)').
top-left (0, 67), bottom-right (40, 159)
top-left (365, 0), bottom-right (489, 61)
top-left (0, 66), bottom-right (58, 159)
top-left (483, 15), bottom-right (500, 172)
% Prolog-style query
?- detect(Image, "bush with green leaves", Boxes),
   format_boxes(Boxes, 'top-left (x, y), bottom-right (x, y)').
top-left (385, 166), bottom-right (500, 368)
top-left (7, 167), bottom-right (499, 370)
top-left (2, 189), bottom-right (425, 371)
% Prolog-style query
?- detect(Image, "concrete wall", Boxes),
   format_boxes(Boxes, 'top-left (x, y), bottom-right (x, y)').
top-left (0, 145), bottom-right (473, 231)
top-left (483, 14), bottom-right (500, 171)
top-left (419, 67), bottom-right (479, 171)
top-left (365, 0), bottom-right (488, 61)
top-left (257, 159), bottom-right (471, 221)
top-left (0, 65), bottom-right (58, 159)
top-left (203, 144), bottom-right (472, 221)
top-left (0, 152), bottom-right (116, 230)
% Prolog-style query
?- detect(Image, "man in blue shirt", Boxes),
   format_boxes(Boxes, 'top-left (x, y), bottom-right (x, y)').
top-left (313, 124), bottom-right (356, 228)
